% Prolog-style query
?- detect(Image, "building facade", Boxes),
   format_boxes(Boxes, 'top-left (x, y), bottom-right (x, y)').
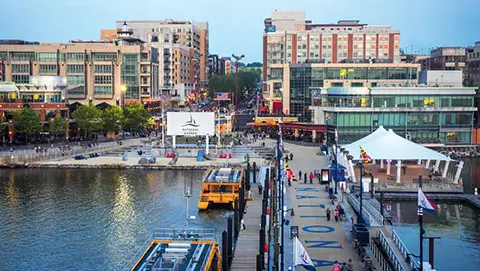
top-left (310, 86), bottom-right (477, 145)
top-left (263, 11), bottom-right (401, 89)
top-left (0, 40), bottom-right (158, 106)
top-left (422, 47), bottom-right (466, 71)
top-left (466, 41), bottom-right (480, 87)
top-left (266, 62), bottom-right (420, 121)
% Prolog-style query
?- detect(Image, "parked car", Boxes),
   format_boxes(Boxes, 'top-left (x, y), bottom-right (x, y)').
top-left (118, 130), bottom-right (131, 136)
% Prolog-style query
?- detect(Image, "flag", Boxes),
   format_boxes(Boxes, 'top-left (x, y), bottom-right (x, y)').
top-left (418, 188), bottom-right (437, 213)
top-left (294, 237), bottom-right (316, 271)
top-left (215, 92), bottom-right (230, 101)
top-left (359, 146), bottom-right (371, 164)
top-left (326, 113), bottom-right (331, 120)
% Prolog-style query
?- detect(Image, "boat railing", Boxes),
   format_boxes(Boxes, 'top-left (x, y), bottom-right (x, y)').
top-left (123, 228), bottom-right (217, 271)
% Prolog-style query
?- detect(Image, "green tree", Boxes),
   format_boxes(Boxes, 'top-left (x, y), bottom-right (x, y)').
top-left (49, 115), bottom-right (67, 140)
top-left (72, 103), bottom-right (103, 136)
top-left (102, 105), bottom-right (124, 132)
top-left (13, 107), bottom-right (43, 143)
top-left (123, 103), bottom-right (151, 132)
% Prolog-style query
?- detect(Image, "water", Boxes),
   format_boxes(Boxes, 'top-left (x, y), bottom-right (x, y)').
top-left (461, 158), bottom-right (480, 194)
top-left (389, 201), bottom-right (480, 270)
top-left (0, 169), bottom-right (228, 271)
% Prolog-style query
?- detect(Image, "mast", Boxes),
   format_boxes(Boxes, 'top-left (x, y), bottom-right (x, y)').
top-left (418, 175), bottom-right (424, 271)
top-left (185, 177), bottom-right (193, 230)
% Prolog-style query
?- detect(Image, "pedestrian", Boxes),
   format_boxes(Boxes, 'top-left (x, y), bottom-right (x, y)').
top-left (258, 183), bottom-right (263, 194)
top-left (285, 156), bottom-right (289, 163)
top-left (304, 172), bottom-right (307, 184)
top-left (247, 190), bottom-right (252, 199)
top-left (326, 207), bottom-right (331, 221)
top-left (475, 187), bottom-right (478, 196)
top-left (241, 218), bottom-right (246, 230)
top-left (299, 170), bottom-right (302, 179)
top-left (290, 153), bottom-right (293, 161)
top-left (334, 208), bottom-right (339, 222)
top-left (332, 261), bottom-right (342, 271)
top-left (309, 172), bottom-right (314, 184)
top-left (344, 259), bottom-right (353, 271)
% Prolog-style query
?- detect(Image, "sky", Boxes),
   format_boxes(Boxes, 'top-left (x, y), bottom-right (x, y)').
top-left (2, 0), bottom-right (480, 63)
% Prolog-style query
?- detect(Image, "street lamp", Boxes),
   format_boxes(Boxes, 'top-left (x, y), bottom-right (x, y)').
top-left (232, 54), bottom-right (245, 112)
top-left (121, 84), bottom-right (127, 107)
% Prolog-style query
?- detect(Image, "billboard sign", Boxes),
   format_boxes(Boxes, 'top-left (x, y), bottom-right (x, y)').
top-left (167, 112), bottom-right (215, 136)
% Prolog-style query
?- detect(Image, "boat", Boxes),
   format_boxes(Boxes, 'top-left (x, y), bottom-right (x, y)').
top-left (198, 167), bottom-right (244, 210)
top-left (125, 182), bottom-right (222, 271)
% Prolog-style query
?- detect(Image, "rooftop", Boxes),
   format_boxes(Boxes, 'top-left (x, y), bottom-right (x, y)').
top-left (203, 167), bottom-right (242, 183)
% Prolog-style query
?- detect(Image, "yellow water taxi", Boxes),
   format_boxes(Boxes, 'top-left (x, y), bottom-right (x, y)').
top-left (198, 167), bottom-right (244, 210)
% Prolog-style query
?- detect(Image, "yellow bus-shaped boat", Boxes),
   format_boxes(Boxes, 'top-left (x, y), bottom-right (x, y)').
top-left (198, 167), bottom-right (244, 210)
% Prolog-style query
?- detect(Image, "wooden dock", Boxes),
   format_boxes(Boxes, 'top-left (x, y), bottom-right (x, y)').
top-left (230, 192), bottom-right (263, 270)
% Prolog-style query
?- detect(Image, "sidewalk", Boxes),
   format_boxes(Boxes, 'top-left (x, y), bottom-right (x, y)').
top-left (284, 141), bottom-right (362, 271)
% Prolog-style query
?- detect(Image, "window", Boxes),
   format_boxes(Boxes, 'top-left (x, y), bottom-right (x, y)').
top-left (94, 86), bottom-right (113, 95)
top-left (37, 53), bottom-right (57, 62)
top-left (11, 64), bottom-right (29, 73)
top-left (93, 53), bottom-right (117, 62)
top-left (66, 53), bottom-right (85, 62)
top-left (11, 52), bottom-right (35, 61)
top-left (12, 75), bottom-right (30, 83)
top-left (332, 82), bottom-right (344, 87)
top-left (67, 65), bottom-right (84, 74)
top-left (94, 65), bottom-right (113, 74)
top-left (94, 75), bottom-right (112, 84)
top-left (67, 76), bottom-right (85, 85)
top-left (39, 64), bottom-right (57, 74)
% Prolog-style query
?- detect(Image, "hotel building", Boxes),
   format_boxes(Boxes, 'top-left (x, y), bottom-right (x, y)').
top-left (263, 11), bottom-right (401, 88)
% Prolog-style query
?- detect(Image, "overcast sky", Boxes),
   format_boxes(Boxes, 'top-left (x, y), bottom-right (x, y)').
top-left (2, 0), bottom-right (479, 62)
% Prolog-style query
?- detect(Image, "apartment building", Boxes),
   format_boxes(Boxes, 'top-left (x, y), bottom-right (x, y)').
top-left (263, 11), bottom-right (401, 87)
top-left (113, 20), bottom-right (209, 89)
top-left (466, 41), bottom-right (480, 87)
top-left (0, 39), bottom-right (158, 106)
top-left (422, 47), bottom-right (466, 71)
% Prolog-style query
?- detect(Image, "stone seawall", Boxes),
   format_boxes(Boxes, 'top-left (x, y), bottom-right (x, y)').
top-left (1, 163), bottom-right (243, 170)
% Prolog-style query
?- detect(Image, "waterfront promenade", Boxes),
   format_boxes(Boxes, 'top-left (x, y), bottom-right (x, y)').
top-left (282, 140), bottom-right (362, 270)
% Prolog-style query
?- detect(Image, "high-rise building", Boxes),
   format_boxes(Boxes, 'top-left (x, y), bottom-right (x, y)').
top-left (0, 38), bottom-right (158, 106)
top-left (465, 41), bottom-right (480, 87)
top-left (263, 11), bottom-right (401, 87)
top-left (422, 47), bottom-right (466, 71)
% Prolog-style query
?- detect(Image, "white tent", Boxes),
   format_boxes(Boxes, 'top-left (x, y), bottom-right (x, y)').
top-left (342, 126), bottom-right (389, 150)
top-left (345, 129), bottom-right (451, 161)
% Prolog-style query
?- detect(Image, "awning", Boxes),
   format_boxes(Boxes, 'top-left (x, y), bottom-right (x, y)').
top-left (344, 129), bottom-right (451, 161)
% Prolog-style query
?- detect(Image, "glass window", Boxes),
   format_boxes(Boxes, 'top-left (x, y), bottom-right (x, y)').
top-left (94, 75), bottom-right (112, 84)
top-left (94, 65), bottom-right (113, 74)
top-left (65, 53), bottom-right (85, 62)
top-left (11, 64), bottom-right (29, 73)
top-left (67, 64), bottom-right (84, 74)
top-left (387, 68), bottom-right (408, 79)
top-left (68, 86), bottom-right (85, 95)
top-left (37, 53), bottom-right (57, 62)
top-left (11, 52), bottom-right (35, 61)
top-left (67, 76), bottom-right (85, 85)
top-left (93, 53), bottom-right (117, 62)
top-left (39, 64), bottom-right (57, 74)
top-left (94, 86), bottom-right (113, 95)
top-left (368, 68), bottom-right (387, 80)
top-left (12, 74), bottom-right (30, 83)
top-left (325, 68), bottom-right (343, 79)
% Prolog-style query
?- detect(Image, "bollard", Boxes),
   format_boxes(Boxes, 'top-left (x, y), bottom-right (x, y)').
top-left (239, 188), bottom-right (245, 218)
top-left (253, 162), bottom-right (257, 183)
top-left (222, 231), bottom-right (228, 271)
top-left (227, 217), bottom-right (233, 266)
top-left (256, 254), bottom-right (263, 271)
top-left (259, 229), bottom-right (265, 268)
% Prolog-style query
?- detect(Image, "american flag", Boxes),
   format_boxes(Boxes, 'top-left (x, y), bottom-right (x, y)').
top-left (215, 92), bottom-right (230, 101)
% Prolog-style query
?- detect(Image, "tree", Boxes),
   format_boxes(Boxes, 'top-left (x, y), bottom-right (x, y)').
top-left (208, 70), bottom-right (261, 99)
top-left (72, 103), bottom-right (103, 136)
top-left (102, 105), bottom-right (124, 132)
top-left (13, 107), bottom-right (43, 143)
top-left (49, 115), bottom-right (67, 140)
top-left (123, 103), bottom-right (151, 133)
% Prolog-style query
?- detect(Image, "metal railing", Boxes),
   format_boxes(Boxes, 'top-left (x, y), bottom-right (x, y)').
top-left (347, 193), bottom-right (378, 226)
top-left (391, 229), bottom-right (420, 270)
top-left (377, 229), bottom-right (407, 271)
top-left (362, 199), bottom-right (385, 226)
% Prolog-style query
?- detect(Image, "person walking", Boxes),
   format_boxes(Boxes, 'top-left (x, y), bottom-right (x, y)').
top-left (309, 172), bottom-right (314, 184)
top-left (332, 261), bottom-right (342, 271)
top-left (298, 170), bottom-right (302, 179)
top-left (258, 183), bottom-right (263, 194)
top-left (334, 208), bottom-right (339, 222)
top-left (326, 207), bottom-right (331, 221)
top-left (241, 218), bottom-right (246, 230)
top-left (304, 172), bottom-right (307, 184)
top-left (289, 153), bottom-right (293, 161)
top-left (285, 155), bottom-right (289, 163)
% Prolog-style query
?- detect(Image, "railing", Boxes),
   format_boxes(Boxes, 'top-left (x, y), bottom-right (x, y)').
top-left (362, 199), bottom-right (385, 226)
top-left (391, 229), bottom-right (420, 270)
top-left (377, 229), bottom-right (407, 271)
top-left (347, 193), bottom-right (378, 226)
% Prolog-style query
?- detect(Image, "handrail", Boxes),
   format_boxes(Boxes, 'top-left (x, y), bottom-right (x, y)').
top-left (391, 229), bottom-right (421, 269)
top-left (362, 199), bottom-right (385, 226)
top-left (377, 229), bottom-right (407, 271)
top-left (347, 193), bottom-right (382, 226)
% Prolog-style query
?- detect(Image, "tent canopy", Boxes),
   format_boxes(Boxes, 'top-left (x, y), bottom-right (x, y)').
top-left (342, 126), bottom-right (389, 150)
top-left (344, 129), bottom-right (451, 161)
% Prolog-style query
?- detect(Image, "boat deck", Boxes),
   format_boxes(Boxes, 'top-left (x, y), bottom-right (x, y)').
top-left (127, 229), bottom-right (218, 271)
top-left (204, 167), bottom-right (242, 184)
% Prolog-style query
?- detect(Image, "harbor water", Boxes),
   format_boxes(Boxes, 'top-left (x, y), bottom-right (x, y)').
top-left (0, 169), bottom-right (228, 271)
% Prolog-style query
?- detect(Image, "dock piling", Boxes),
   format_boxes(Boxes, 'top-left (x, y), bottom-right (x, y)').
top-left (234, 199), bottom-right (239, 238)
top-left (228, 217), bottom-right (233, 266)
top-left (253, 162), bottom-right (257, 183)
top-left (222, 231), bottom-right (228, 271)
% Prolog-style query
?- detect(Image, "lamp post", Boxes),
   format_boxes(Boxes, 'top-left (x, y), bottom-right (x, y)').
top-left (232, 54), bottom-right (245, 112)
top-left (120, 84), bottom-right (127, 108)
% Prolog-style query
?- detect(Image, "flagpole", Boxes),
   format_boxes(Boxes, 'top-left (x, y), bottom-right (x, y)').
top-left (418, 175), bottom-right (424, 271)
